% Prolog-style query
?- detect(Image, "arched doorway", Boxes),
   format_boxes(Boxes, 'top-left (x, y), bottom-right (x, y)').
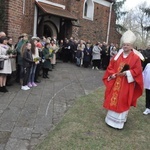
top-left (37, 20), bottom-right (58, 38)
top-left (43, 24), bottom-right (53, 38)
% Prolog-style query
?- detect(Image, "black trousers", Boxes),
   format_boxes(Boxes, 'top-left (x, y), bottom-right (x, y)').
top-left (92, 60), bottom-right (101, 68)
top-left (34, 63), bottom-right (42, 81)
top-left (23, 67), bottom-right (31, 86)
top-left (83, 61), bottom-right (90, 68)
top-left (145, 89), bottom-right (150, 108)
top-left (43, 68), bottom-right (49, 77)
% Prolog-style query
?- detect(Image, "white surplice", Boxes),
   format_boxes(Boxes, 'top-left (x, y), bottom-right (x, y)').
top-left (143, 63), bottom-right (150, 90)
top-left (105, 110), bottom-right (129, 129)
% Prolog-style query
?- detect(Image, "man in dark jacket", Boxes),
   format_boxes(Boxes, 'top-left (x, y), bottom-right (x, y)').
top-left (16, 33), bottom-right (28, 85)
top-left (101, 42), bottom-right (110, 70)
top-left (141, 45), bottom-right (150, 69)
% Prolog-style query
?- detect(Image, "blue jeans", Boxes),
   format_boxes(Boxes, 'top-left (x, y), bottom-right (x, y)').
top-left (28, 64), bottom-right (37, 83)
top-left (76, 58), bottom-right (81, 66)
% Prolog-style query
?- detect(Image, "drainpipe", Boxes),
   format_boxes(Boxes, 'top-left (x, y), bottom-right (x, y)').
top-left (33, 6), bottom-right (38, 37)
top-left (106, 2), bottom-right (113, 44)
top-left (23, 0), bottom-right (25, 14)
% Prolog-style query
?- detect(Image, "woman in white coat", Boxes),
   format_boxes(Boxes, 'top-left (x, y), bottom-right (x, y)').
top-left (92, 42), bottom-right (102, 70)
top-left (0, 36), bottom-right (12, 92)
top-left (49, 39), bottom-right (59, 69)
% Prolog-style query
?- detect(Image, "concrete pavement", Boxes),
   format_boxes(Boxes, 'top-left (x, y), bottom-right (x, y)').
top-left (0, 62), bottom-right (104, 150)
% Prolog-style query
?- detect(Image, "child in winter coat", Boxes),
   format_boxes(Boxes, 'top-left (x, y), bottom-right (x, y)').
top-left (22, 42), bottom-right (34, 90)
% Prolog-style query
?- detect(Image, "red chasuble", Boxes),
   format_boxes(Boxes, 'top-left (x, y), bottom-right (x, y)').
top-left (103, 51), bottom-right (143, 113)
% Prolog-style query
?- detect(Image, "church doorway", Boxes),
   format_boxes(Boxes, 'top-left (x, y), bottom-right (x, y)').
top-left (43, 24), bottom-right (52, 38)
top-left (37, 20), bottom-right (58, 39)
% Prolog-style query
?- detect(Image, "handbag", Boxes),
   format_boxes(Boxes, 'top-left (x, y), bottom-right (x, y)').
top-left (0, 59), bottom-right (4, 70)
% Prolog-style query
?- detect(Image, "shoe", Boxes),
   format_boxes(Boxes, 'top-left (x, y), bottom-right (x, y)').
top-left (3, 86), bottom-right (8, 92)
top-left (52, 65), bottom-right (54, 69)
top-left (0, 87), bottom-right (4, 92)
top-left (0, 86), bottom-right (8, 93)
top-left (143, 108), bottom-right (150, 115)
top-left (32, 82), bottom-right (37, 87)
top-left (43, 74), bottom-right (46, 78)
top-left (92, 67), bottom-right (94, 70)
top-left (35, 80), bottom-right (41, 83)
top-left (28, 82), bottom-right (32, 87)
top-left (95, 67), bottom-right (99, 70)
top-left (45, 75), bottom-right (49, 78)
top-left (21, 85), bottom-right (30, 90)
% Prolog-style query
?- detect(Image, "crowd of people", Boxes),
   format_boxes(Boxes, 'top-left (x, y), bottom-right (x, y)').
top-left (60, 38), bottom-right (120, 70)
top-left (0, 31), bottom-right (121, 92)
top-left (0, 30), bottom-right (150, 129)
top-left (0, 32), bottom-right (60, 91)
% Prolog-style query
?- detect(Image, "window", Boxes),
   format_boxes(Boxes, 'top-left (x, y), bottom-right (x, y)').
top-left (84, 2), bottom-right (88, 16)
top-left (83, 0), bottom-right (94, 20)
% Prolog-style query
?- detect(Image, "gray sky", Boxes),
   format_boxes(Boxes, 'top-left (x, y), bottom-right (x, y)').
top-left (118, 0), bottom-right (150, 10)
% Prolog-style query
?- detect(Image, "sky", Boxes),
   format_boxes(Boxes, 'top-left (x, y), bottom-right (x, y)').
top-left (118, 0), bottom-right (150, 11)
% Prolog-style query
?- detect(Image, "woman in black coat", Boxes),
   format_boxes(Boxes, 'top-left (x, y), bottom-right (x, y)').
top-left (42, 43), bottom-right (53, 78)
top-left (83, 43), bottom-right (92, 68)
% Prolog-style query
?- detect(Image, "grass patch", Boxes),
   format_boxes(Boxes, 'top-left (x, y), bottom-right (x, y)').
top-left (35, 87), bottom-right (150, 150)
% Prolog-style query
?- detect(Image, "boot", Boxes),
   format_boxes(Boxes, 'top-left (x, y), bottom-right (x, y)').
top-left (52, 64), bottom-right (54, 69)
top-left (3, 86), bottom-right (8, 92)
top-left (43, 72), bottom-right (46, 78)
top-left (0, 86), bottom-right (8, 93)
top-left (45, 70), bottom-right (49, 78)
top-left (0, 87), bottom-right (3, 92)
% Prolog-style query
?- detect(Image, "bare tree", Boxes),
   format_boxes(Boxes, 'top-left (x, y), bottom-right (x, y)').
top-left (120, 2), bottom-right (150, 48)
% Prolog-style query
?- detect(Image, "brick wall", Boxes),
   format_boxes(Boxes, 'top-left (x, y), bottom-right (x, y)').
top-left (65, 0), bottom-right (120, 44)
top-left (0, 0), bottom-right (8, 32)
top-left (6, 0), bottom-right (35, 43)
top-left (7, 0), bottom-right (23, 42)
top-left (78, 2), bottom-right (110, 43)
top-left (5, 0), bottom-right (120, 44)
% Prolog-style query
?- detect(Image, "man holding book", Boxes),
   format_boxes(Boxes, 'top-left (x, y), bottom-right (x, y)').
top-left (102, 30), bottom-right (144, 129)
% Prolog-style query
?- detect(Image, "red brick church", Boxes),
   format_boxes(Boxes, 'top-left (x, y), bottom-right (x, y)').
top-left (1, 0), bottom-right (120, 44)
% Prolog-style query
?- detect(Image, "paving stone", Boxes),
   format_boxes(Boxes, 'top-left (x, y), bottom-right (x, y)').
top-left (9, 100), bottom-right (25, 109)
top-left (5, 138), bottom-right (29, 150)
top-left (0, 121), bottom-right (15, 132)
top-left (37, 101), bottom-right (53, 116)
top-left (15, 116), bottom-right (35, 128)
top-left (0, 106), bottom-right (21, 122)
top-left (14, 91), bottom-right (30, 100)
top-left (0, 104), bottom-right (8, 110)
top-left (32, 124), bottom-right (53, 135)
top-left (31, 133), bottom-right (41, 138)
top-left (0, 144), bottom-right (5, 150)
top-left (11, 127), bottom-right (33, 140)
top-left (0, 95), bottom-right (13, 105)
top-left (29, 137), bottom-right (40, 150)
top-left (0, 131), bottom-right (11, 144)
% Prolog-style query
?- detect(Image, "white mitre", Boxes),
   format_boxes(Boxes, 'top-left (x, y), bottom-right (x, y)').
top-left (114, 30), bottom-right (144, 61)
top-left (120, 30), bottom-right (136, 44)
